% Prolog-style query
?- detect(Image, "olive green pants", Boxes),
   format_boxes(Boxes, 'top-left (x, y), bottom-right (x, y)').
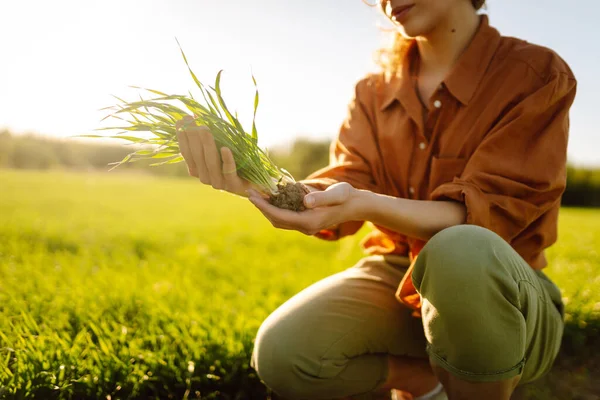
top-left (250, 225), bottom-right (565, 399)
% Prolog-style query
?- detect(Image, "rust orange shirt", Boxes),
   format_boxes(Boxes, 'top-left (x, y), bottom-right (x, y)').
top-left (301, 15), bottom-right (577, 311)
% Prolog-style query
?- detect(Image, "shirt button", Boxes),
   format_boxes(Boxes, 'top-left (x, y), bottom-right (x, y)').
top-left (409, 187), bottom-right (415, 195)
top-left (433, 100), bottom-right (442, 108)
top-left (419, 142), bottom-right (426, 150)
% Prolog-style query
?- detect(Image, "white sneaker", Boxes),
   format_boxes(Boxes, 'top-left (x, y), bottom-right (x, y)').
top-left (427, 390), bottom-right (448, 400)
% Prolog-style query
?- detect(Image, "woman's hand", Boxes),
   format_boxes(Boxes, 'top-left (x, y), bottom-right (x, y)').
top-left (176, 115), bottom-right (255, 197)
top-left (247, 182), bottom-right (363, 235)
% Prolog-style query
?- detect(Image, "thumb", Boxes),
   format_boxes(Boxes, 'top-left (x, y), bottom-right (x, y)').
top-left (303, 182), bottom-right (352, 209)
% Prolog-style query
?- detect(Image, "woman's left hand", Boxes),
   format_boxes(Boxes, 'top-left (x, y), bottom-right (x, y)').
top-left (247, 182), bottom-right (362, 235)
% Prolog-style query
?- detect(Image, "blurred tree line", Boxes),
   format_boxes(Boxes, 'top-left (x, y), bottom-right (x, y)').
top-left (1, 129), bottom-right (599, 207)
top-left (0, 129), bottom-right (188, 177)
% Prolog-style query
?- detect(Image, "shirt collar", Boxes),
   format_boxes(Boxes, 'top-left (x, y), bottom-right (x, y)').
top-left (380, 14), bottom-right (502, 111)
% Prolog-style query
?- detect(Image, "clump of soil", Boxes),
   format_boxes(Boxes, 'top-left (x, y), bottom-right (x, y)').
top-left (269, 182), bottom-right (310, 211)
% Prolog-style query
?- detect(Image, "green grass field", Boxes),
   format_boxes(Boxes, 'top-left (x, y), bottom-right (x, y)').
top-left (0, 170), bottom-right (598, 399)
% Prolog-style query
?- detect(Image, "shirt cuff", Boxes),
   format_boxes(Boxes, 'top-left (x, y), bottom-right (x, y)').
top-left (430, 179), bottom-right (491, 228)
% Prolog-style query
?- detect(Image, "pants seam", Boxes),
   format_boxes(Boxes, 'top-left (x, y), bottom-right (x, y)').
top-left (427, 343), bottom-right (526, 379)
top-left (516, 278), bottom-right (551, 305)
top-left (412, 277), bottom-right (422, 293)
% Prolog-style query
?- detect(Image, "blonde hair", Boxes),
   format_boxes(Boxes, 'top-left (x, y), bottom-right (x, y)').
top-left (371, 0), bottom-right (486, 75)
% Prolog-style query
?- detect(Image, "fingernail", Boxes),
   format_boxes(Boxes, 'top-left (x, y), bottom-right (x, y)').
top-left (305, 196), bottom-right (314, 207)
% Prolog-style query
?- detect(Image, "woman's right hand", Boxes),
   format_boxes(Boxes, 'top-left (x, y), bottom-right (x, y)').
top-left (175, 115), bottom-right (255, 197)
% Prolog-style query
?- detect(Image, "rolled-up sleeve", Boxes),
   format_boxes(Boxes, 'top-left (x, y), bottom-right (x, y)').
top-left (301, 76), bottom-right (381, 240)
top-left (430, 71), bottom-right (577, 262)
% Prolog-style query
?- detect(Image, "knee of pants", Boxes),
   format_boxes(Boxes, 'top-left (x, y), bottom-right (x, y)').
top-left (412, 224), bottom-right (517, 297)
top-left (411, 225), bottom-right (526, 377)
top-left (250, 317), bottom-right (329, 400)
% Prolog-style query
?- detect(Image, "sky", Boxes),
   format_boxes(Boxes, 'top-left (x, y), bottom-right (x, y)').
top-left (0, 0), bottom-right (598, 166)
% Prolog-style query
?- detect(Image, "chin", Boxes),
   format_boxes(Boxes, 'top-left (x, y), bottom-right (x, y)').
top-left (397, 16), bottom-right (436, 38)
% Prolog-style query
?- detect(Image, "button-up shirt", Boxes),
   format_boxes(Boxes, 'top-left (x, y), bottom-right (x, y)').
top-left (302, 14), bottom-right (577, 311)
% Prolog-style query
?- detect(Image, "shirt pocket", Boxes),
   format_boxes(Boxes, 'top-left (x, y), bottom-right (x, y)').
top-left (428, 156), bottom-right (468, 194)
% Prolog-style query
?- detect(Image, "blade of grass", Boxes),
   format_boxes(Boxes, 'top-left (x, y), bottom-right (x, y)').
top-left (251, 70), bottom-right (259, 142)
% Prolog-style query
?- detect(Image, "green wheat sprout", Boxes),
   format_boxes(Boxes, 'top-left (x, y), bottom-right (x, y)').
top-left (80, 38), bottom-right (295, 195)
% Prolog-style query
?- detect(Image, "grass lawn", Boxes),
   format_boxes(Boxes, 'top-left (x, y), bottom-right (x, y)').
top-left (0, 169), bottom-right (598, 399)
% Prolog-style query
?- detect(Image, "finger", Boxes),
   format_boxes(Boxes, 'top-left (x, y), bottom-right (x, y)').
top-left (248, 197), bottom-right (292, 230)
top-left (220, 147), bottom-right (243, 192)
top-left (199, 130), bottom-right (225, 190)
top-left (185, 126), bottom-right (211, 184)
top-left (175, 115), bottom-right (194, 132)
top-left (248, 194), bottom-right (306, 227)
top-left (247, 188), bottom-right (270, 200)
top-left (220, 147), bottom-right (237, 175)
top-left (248, 193), bottom-right (324, 235)
top-left (176, 126), bottom-right (198, 177)
top-left (303, 183), bottom-right (350, 209)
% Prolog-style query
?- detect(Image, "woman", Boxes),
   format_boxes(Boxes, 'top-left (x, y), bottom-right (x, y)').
top-left (176, 0), bottom-right (577, 398)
